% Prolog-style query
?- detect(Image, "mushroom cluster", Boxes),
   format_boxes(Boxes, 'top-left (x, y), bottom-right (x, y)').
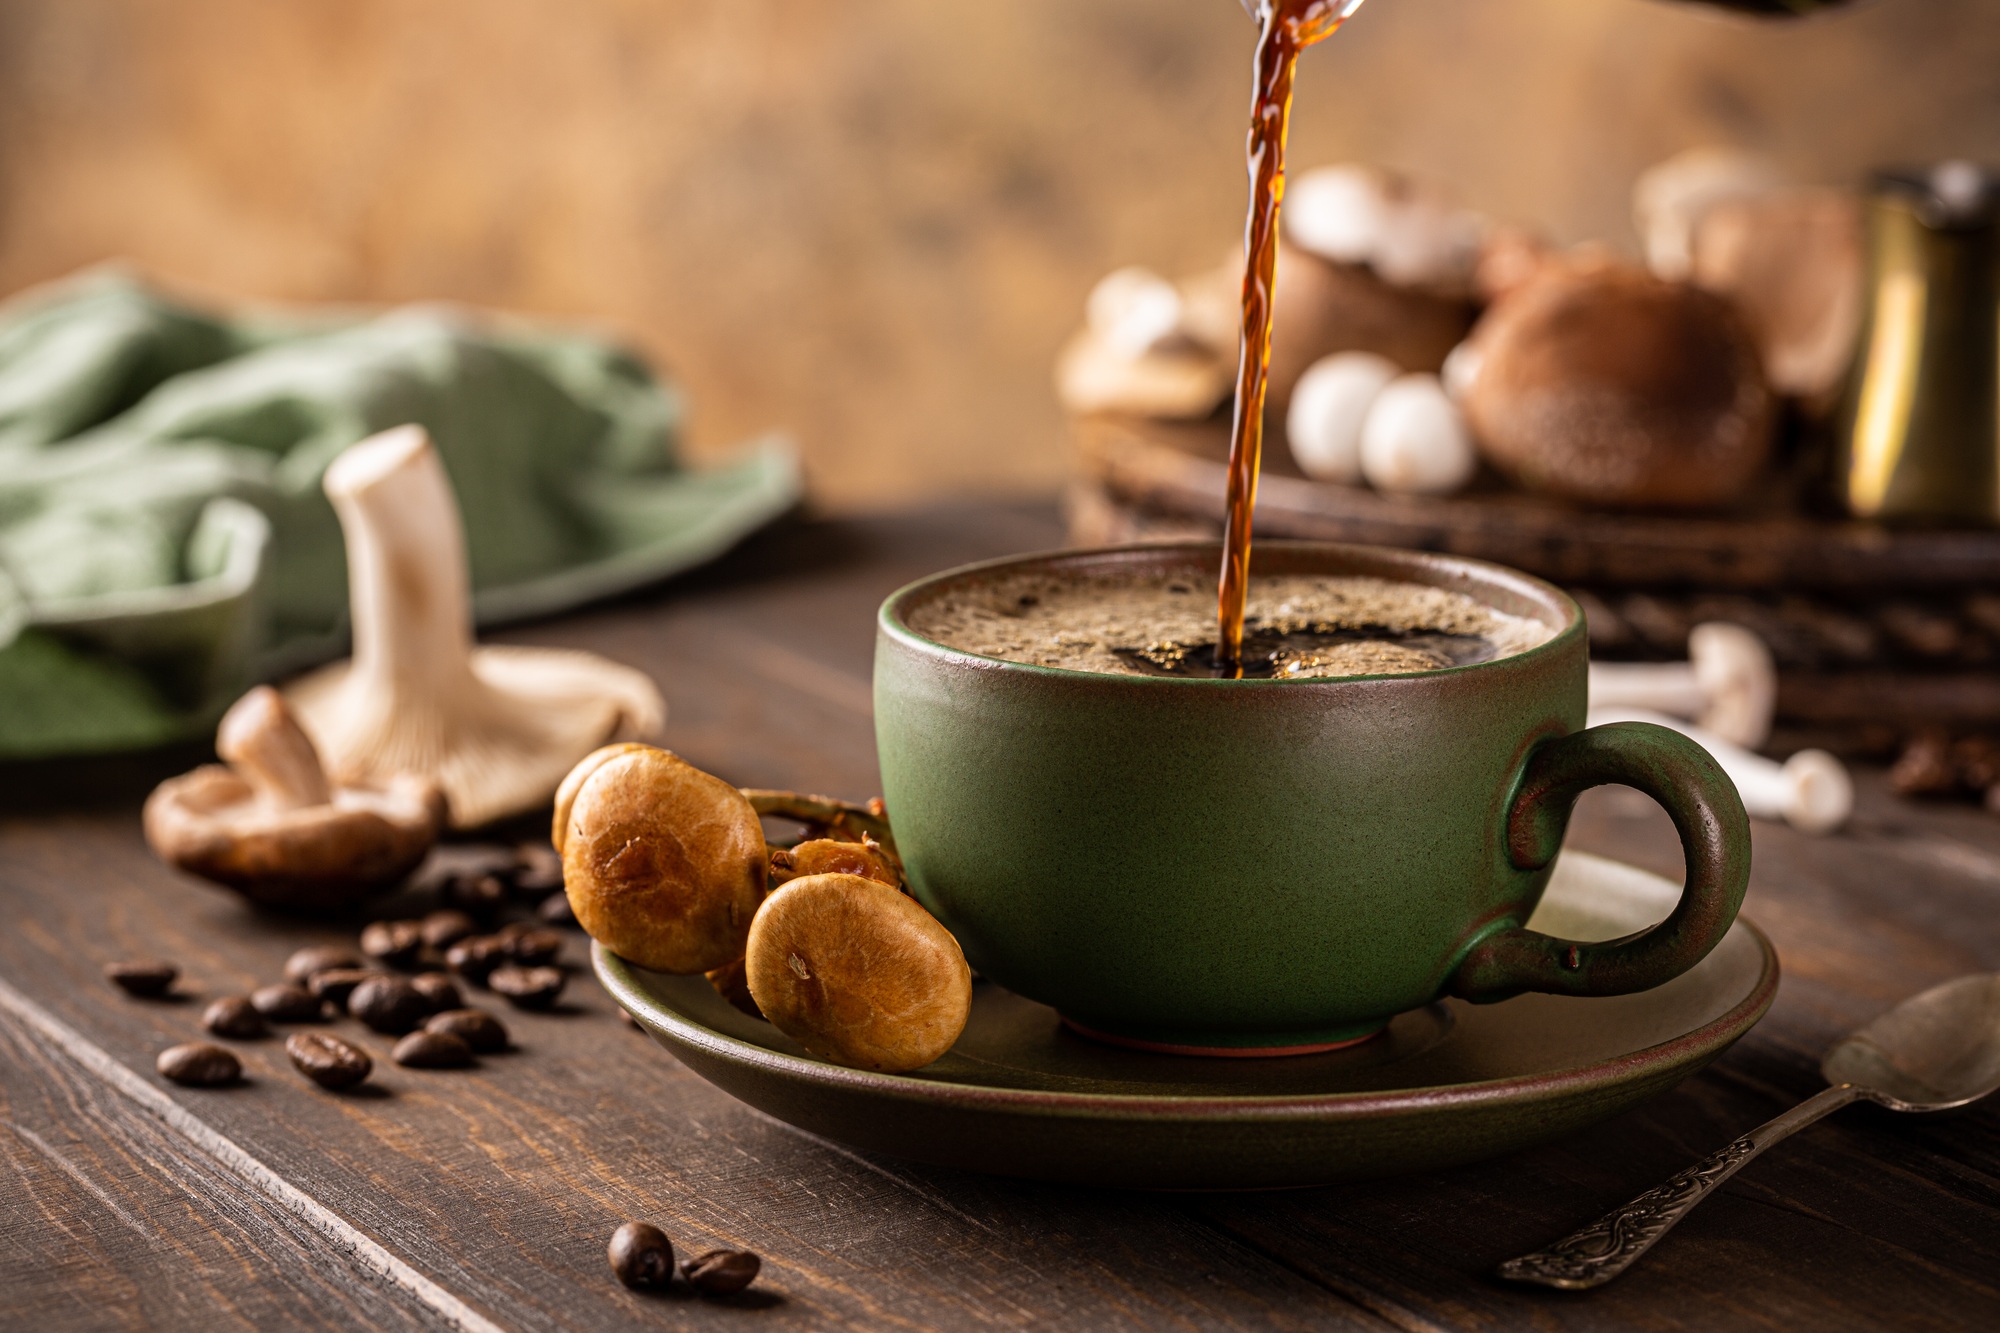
top-left (144, 686), bottom-right (446, 908)
top-left (558, 745), bottom-right (971, 1073)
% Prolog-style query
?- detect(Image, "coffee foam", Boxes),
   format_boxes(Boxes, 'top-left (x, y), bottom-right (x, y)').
top-left (907, 571), bottom-right (1555, 678)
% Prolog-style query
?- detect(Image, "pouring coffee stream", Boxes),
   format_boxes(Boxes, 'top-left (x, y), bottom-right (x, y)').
top-left (1213, 0), bottom-right (1849, 673)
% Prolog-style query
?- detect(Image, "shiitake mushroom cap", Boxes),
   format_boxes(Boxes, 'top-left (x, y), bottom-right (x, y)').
top-left (558, 746), bottom-right (765, 975)
top-left (745, 872), bottom-right (971, 1073)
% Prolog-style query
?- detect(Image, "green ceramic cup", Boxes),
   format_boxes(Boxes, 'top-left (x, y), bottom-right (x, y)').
top-left (874, 542), bottom-right (1751, 1056)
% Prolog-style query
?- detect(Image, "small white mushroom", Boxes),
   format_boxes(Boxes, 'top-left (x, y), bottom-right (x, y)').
top-left (1286, 164), bottom-right (1486, 293)
top-left (1633, 147), bottom-right (1782, 281)
top-left (1358, 374), bottom-right (1477, 496)
top-left (1085, 267), bottom-right (1186, 359)
top-left (1588, 706), bottom-right (1852, 836)
top-left (1588, 622), bottom-right (1778, 749)
top-left (283, 426), bottom-right (665, 829)
top-left (1286, 352), bottom-right (1398, 483)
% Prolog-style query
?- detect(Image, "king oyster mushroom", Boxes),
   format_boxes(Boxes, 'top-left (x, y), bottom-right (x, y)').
top-left (144, 686), bottom-right (445, 908)
top-left (283, 426), bottom-right (665, 829)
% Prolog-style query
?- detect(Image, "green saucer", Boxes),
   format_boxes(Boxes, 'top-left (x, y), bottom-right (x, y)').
top-left (596, 852), bottom-right (1778, 1190)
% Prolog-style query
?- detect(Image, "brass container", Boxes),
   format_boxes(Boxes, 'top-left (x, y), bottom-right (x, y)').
top-left (1837, 165), bottom-right (2000, 524)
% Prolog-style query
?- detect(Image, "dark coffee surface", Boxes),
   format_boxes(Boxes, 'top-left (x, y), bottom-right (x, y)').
top-left (908, 571), bottom-right (1552, 678)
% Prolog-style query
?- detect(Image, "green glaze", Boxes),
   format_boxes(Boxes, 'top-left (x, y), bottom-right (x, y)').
top-left (874, 542), bottom-right (1751, 1053)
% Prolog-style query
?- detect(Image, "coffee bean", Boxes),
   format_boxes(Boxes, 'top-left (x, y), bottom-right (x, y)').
top-left (392, 1030), bottom-right (475, 1069)
top-left (157, 1042), bottom-right (240, 1087)
top-left (442, 872), bottom-right (510, 920)
top-left (419, 909), bottom-right (477, 950)
top-left (285, 946), bottom-right (362, 985)
top-left (201, 996), bottom-right (268, 1040)
top-left (105, 959), bottom-right (178, 998)
top-left (424, 1008), bottom-right (509, 1054)
top-left (608, 1222), bottom-right (674, 1291)
top-left (348, 975), bottom-right (431, 1034)
top-left (286, 1032), bottom-right (372, 1090)
top-left (489, 965), bottom-right (566, 1010)
top-left (682, 1249), bottom-right (761, 1297)
top-left (444, 935), bottom-right (509, 984)
top-left (512, 842), bottom-right (564, 895)
top-left (251, 984), bottom-right (326, 1023)
top-left (308, 967), bottom-right (377, 1010)
top-left (537, 892), bottom-right (579, 929)
top-left (410, 971), bottom-right (463, 1013)
top-left (360, 920), bottom-right (426, 970)
top-left (505, 927), bottom-right (565, 967)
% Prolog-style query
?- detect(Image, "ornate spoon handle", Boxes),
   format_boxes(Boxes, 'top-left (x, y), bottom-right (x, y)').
top-left (1497, 1083), bottom-right (1864, 1290)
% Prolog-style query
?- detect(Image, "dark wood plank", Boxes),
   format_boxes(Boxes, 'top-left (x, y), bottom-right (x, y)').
top-left (4, 501), bottom-right (2000, 1331)
top-left (0, 1001), bottom-right (438, 1332)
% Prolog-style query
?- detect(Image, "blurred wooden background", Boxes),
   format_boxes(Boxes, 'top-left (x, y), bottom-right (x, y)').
top-left (0, 0), bottom-right (1992, 509)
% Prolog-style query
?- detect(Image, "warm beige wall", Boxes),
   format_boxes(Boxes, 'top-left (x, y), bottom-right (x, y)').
top-left (0, 0), bottom-right (1991, 509)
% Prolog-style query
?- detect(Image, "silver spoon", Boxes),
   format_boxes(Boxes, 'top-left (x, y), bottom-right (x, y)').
top-left (1498, 973), bottom-right (2000, 1290)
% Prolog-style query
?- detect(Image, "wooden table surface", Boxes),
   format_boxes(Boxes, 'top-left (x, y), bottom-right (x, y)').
top-left (3, 502), bottom-right (1998, 1332)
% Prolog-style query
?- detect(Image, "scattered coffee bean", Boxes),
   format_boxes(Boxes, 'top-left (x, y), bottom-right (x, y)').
top-left (251, 983), bottom-right (326, 1023)
top-left (490, 965), bottom-right (566, 1010)
top-left (105, 959), bottom-right (178, 998)
top-left (360, 919), bottom-right (426, 970)
top-left (442, 872), bottom-right (510, 920)
top-left (285, 946), bottom-right (362, 985)
top-left (286, 1032), bottom-right (372, 1090)
top-left (348, 975), bottom-right (432, 1035)
top-left (505, 927), bottom-right (565, 967)
top-left (537, 892), bottom-right (579, 929)
top-left (420, 909), bottom-right (477, 950)
top-left (512, 842), bottom-right (564, 895)
top-left (410, 971), bottom-right (463, 1013)
top-left (308, 967), bottom-right (377, 1010)
top-left (201, 996), bottom-right (268, 1040)
top-left (157, 1042), bottom-right (240, 1087)
top-left (392, 1030), bottom-right (475, 1069)
top-left (682, 1249), bottom-right (762, 1297)
top-left (608, 1222), bottom-right (675, 1291)
top-left (445, 935), bottom-right (509, 984)
top-left (425, 1008), bottom-right (510, 1054)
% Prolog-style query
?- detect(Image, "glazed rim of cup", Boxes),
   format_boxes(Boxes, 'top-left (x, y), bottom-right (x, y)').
top-left (878, 540), bottom-right (1585, 685)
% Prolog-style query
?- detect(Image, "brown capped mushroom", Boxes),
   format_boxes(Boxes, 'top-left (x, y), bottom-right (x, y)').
top-left (1461, 259), bottom-right (1773, 510)
top-left (745, 872), bottom-right (971, 1073)
top-left (557, 745), bottom-right (765, 974)
top-left (282, 427), bottom-right (664, 830)
top-left (144, 686), bottom-right (444, 909)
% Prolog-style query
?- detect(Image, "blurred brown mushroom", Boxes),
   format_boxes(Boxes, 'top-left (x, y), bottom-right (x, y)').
top-left (1460, 258), bottom-right (1774, 510)
top-left (1690, 188), bottom-right (1864, 408)
top-left (144, 686), bottom-right (444, 909)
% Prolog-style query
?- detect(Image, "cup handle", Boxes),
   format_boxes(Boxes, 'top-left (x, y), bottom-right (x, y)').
top-left (1450, 721), bottom-right (1752, 1002)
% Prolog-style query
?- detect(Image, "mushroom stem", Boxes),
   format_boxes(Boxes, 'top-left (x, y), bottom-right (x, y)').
top-left (1588, 706), bottom-right (1852, 835)
top-left (323, 425), bottom-right (482, 728)
top-left (1589, 622), bottom-right (1777, 749)
top-left (215, 686), bottom-right (331, 811)
top-left (742, 789), bottom-right (896, 852)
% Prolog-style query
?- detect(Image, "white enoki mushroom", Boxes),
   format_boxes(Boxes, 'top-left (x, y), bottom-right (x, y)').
top-left (1357, 374), bottom-right (1476, 496)
top-left (283, 426), bottom-right (665, 829)
top-left (1588, 623), bottom-right (1777, 750)
top-left (1287, 352), bottom-right (1398, 483)
top-left (1587, 706), bottom-right (1853, 836)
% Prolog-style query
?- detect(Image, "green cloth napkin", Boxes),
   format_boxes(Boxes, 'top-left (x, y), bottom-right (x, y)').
top-left (0, 269), bottom-right (800, 759)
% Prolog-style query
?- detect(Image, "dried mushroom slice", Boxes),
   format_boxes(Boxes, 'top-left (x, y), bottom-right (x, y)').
top-left (745, 872), bottom-right (971, 1073)
top-left (558, 746), bottom-right (765, 974)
